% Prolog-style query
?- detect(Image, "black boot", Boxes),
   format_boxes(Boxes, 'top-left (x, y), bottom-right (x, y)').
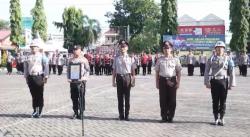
top-left (72, 110), bottom-right (78, 119)
top-left (38, 107), bottom-right (43, 118)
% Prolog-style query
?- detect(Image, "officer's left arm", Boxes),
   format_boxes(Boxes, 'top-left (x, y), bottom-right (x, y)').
top-left (82, 58), bottom-right (90, 80)
top-left (228, 58), bottom-right (236, 87)
top-left (175, 58), bottom-right (182, 88)
top-left (42, 56), bottom-right (49, 79)
top-left (131, 57), bottom-right (136, 77)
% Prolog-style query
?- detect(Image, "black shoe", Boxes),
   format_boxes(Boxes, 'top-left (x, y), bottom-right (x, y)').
top-left (31, 111), bottom-right (38, 118)
top-left (72, 114), bottom-right (78, 119)
top-left (119, 116), bottom-right (124, 120)
top-left (159, 119), bottom-right (167, 123)
top-left (159, 117), bottom-right (167, 123)
top-left (167, 118), bottom-right (173, 123)
top-left (124, 116), bottom-right (129, 121)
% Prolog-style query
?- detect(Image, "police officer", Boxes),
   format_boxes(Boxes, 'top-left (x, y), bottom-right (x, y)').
top-left (112, 40), bottom-right (136, 121)
top-left (186, 50), bottom-right (196, 76)
top-left (141, 53), bottom-right (148, 76)
top-left (147, 53), bottom-right (153, 74)
top-left (155, 41), bottom-right (181, 123)
top-left (6, 52), bottom-right (14, 75)
top-left (238, 52), bottom-right (243, 75)
top-left (67, 45), bottom-right (90, 119)
top-left (24, 39), bottom-right (49, 118)
top-left (51, 53), bottom-right (57, 74)
top-left (199, 50), bottom-right (207, 76)
top-left (57, 53), bottom-right (65, 75)
top-left (241, 51), bottom-right (249, 76)
top-left (204, 41), bottom-right (236, 126)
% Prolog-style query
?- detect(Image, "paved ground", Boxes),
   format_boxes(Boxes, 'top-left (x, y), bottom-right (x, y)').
top-left (0, 67), bottom-right (250, 137)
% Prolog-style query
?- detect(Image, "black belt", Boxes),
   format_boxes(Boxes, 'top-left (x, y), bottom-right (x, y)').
top-left (117, 73), bottom-right (131, 77)
top-left (160, 76), bottom-right (176, 80)
top-left (28, 73), bottom-right (44, 76)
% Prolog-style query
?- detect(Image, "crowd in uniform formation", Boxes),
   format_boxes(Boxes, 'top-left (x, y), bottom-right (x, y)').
top-left (3, 38), bottom-right (250, 127)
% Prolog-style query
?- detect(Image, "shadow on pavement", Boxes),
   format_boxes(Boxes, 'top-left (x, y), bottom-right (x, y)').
top-left (0, 114), bottom-right (214, 125)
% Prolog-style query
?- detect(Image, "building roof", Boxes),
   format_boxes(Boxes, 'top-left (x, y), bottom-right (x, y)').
top-left (199, 13), bottom-right (224, 26)
top-left (104, 28), bottom-right (119, 35)
top-left (178, 14), bottom-right (225, 26)
top-left (0, 29), bottom-right (11, 41)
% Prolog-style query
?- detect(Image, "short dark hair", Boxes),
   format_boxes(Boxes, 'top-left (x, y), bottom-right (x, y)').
top-left (162, 41), bottom-right (173, 48)
top-left (118, 39), bottom-right (129, 46)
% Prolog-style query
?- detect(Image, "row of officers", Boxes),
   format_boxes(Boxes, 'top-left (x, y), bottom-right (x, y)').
top-left (7, 47), bottom-right (249, 77)
top-left (24, 39), bottom-right (236, 126)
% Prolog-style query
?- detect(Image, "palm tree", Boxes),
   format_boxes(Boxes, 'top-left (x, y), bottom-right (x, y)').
top-left (82, 15), bottom-right (101, 47)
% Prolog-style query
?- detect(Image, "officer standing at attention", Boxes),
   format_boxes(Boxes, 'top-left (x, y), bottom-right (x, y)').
top-left (204, 41), bottom-right (236, 126)
top-left (112, 40), bottom-right (136, 121)
top-left (24, 39), bottom-right (49, 118)
top-left (199, 50), bottom-right (207, 76)
top-left (67, 45), bottom-right (90, 119)
top-left (186, 50), bottom-right (196, 76)
top-left (240, 51), bottom-right (249, 76)
top-left (155, 41), bottom-right (182, 123)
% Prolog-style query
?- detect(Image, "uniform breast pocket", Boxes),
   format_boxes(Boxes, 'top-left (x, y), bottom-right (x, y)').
top-left (211, 62), bottom-right (219, 69)
top-left (159, 61), bottom-right (166, 69)
top-left (168, 63), bottom-right (175, 69)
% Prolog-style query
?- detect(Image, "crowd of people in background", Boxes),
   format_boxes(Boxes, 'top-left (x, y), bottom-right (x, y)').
top-left (2, 49), bottom-right (250, 77)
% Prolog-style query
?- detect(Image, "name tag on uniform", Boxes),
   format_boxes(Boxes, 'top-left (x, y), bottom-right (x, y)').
top-left (69, 63), bottom-right (82, 80)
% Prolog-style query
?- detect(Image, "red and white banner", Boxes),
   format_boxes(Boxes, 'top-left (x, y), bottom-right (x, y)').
top-left (178, 25), bottom-right (225, 35)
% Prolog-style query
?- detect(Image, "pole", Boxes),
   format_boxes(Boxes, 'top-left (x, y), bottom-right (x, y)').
top-left (79, 82), bottom-right (85, 136)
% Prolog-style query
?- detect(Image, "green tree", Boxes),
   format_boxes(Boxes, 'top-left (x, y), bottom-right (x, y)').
top-left (0, 20), bottom-right (9, 29)
top-left (229, 0), bottom-right (249, 52)
top-left (106, 0), bottom-right (160, 40)
top-left (9, 0), bottom-right (23, 46)
top-left (54, 7), bottom-right (85, 50)
top-left (82, 15), bottom-right (101, 47)
top-left (31, 0), bottom-right (48, 41)
top-left (54, 7), bottom-right (101, 51)
top-left (160, 0), bottom-right (178, 44)
top-left (129, 18), bottom-right (161, 53)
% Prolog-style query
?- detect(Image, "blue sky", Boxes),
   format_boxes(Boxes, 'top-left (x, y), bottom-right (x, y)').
top-left (0, 0), bottom-right (230, 36)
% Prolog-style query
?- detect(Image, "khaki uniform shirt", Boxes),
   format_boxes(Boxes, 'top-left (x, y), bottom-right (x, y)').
top-left (155, 56), bottom-right (182, 77)
top-left (24, 53), bottom-right (49, 78)
top-left (199, 55), bottom-right (207, 64)
top-left (113, 54), bottom-right (136, 74)
top-left (186, 54), bottom-right (196, 65)
top-left (204, 55), bottom-right (236, 86)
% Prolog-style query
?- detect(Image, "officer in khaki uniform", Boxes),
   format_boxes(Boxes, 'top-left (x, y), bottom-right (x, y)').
top-left (199, 50), bottom-right (207, 76)
top-left (67, 45), bottom-right (90, 119)
top-left (186, 50), bottom-right (196, 76)
top-left (204, 41), bottom-right (236, 126)
top-left (112, 40), bottom-right (136, 121)
top-left (155, 41), bottom-right (182, 123)
top-left (24, 39), bottom-right (49, 118)
top-left (240, 52), bottom-right (249, 76)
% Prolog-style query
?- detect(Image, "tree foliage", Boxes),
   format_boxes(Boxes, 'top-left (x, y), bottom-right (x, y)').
top-left (229, 0), bottom-right (249, 52)
top-left (106, 0), bottom-right (160, 40)
top-left (54, 7), bottom-right (101, 51)
top-left (129, 18), bottom-right (161, 53)
top-left (160, 0), bottom-right (178, 44)
top-left (9, 0), bottom-right (23, 46)
top-left (31, 0), bottom-right (48, 41)
top-left (82, 15), bottom-right (101, 47)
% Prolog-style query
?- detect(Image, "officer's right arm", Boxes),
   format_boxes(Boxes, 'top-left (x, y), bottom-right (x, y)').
top-left (204, 58), bottom-right (211, 88)
top-left (112, 57), bottom-right (117, 87)
top-left (67, 59), bottom-right (71, 82)
top-left (23, 60), bottom-right (28, 78)
top-left (155, 59), bottom-right (160, 89)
